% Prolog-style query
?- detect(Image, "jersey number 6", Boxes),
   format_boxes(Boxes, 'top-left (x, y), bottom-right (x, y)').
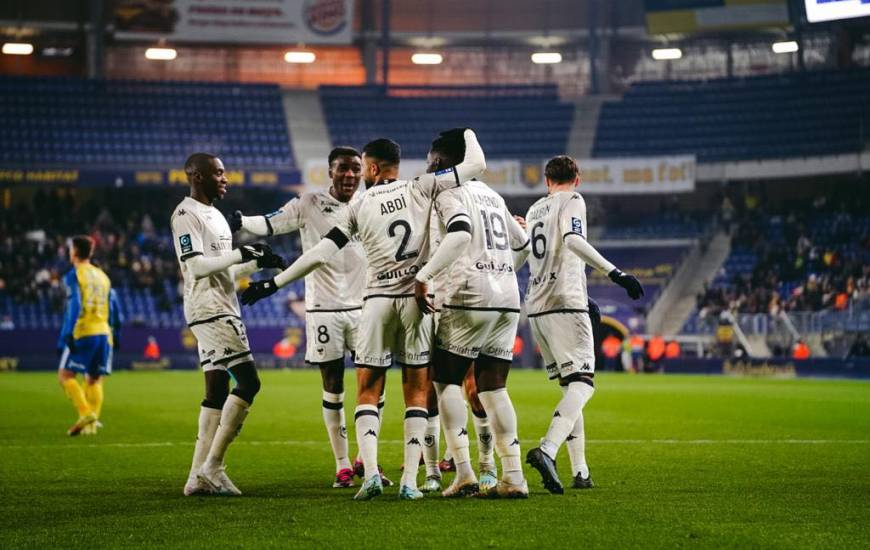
top-left (531, 221), bottom-right (547, 259)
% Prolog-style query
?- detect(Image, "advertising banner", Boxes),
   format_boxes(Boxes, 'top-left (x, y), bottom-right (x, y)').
top-left (304, 156), bottom-right (695, 196)
top-left (114, 0), bottom-right (354, 45)
top-left (0, 167), bottom-right (301, 188)
top-left (645, 0), bottom-right (790, 34)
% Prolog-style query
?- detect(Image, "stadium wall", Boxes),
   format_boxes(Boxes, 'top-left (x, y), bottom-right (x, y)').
top-left (4, 329), bottom-right (869, 379)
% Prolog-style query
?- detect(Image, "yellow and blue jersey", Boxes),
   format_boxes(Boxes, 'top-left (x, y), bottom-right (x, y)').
top-left (58, 264), bottom-right (122, 350)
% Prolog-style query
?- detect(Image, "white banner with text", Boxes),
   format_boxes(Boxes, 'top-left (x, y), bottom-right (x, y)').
top-left (114, 0), bottom-right (353, 45)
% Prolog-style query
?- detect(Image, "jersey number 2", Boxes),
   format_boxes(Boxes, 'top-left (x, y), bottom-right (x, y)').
top-left (388, 220), bottom-right (419, 261)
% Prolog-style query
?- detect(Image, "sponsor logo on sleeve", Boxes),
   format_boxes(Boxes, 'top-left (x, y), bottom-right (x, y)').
top-left (179, 234), bottom-right (193, 254)
top-left (571, 217), bottom-right (583, 236)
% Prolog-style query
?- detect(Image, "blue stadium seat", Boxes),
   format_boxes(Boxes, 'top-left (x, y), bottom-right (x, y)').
top-left (593, 69), bottom-right (870, 162)
top-left (0, 76), bottom-right (297, 172)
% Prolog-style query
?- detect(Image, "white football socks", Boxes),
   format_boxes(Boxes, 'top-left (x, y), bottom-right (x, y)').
top-left (190, 406), bottom-right (221, 477)
top-left (322, 391), bottom-right (351, 472)
top-left (435, 382), bottom-right (474, 481)
top-left (471, 411), bottom-right (495, 472)
top-left (566, 409), bottom-right (589, 478)
top-left (203, 394), bottom-right (250, 471)
top-left (423, 413), bottom-right (441, 477)
top-left (354, 404), bottom-right (380, 480)
top-left (400, 407), bottom-right (427, 489)
top-left (540, 382), bottom-right (594, 460)
top-left (478, 388), bottom-right (524, 484)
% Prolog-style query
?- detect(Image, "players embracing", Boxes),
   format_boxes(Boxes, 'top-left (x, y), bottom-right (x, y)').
top-left (242, 129), bottom-right (485, 500)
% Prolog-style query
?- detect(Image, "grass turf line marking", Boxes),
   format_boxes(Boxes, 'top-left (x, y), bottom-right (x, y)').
top-left (2, 439), bottom-right (868, 450)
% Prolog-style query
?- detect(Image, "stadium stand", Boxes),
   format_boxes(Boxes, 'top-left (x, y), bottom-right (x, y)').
top-left (0, 77), bottom-right (296, 171)
top-left (593, 68), bottom-right (870, 162)
top-left (0, 188), bottom-right (305, 331)
top-left (320, 85), bottom-right (574, 159)
top-left (683, 192), bottom-right (870, 335)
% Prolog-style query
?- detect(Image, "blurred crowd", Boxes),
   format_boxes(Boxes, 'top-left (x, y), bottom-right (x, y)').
top-left (697, 190), bottom-right (870, 318)
top-left (0, 188), bottom-right (304, 321)
top-left (0, 188), bottom-right (182, 312)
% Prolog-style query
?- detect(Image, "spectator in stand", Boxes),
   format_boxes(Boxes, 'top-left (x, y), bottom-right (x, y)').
top-left (792, 340), bottom-right (811, 360)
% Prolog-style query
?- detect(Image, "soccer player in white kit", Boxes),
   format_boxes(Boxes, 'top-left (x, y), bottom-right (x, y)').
top-left (241, 129), bottom-right (486, 501)
top-left (523, 155), bottom-right (644, 494)
top-left (172, 153), bottom-right (286, 496)
top-left (229, 147), bottom-right (375, 489)
top-left (417, 131), bottom-right (532, 498)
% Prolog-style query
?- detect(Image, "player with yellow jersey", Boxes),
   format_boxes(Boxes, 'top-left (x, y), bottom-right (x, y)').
top-left (57, 235), bottom-right (122, 437)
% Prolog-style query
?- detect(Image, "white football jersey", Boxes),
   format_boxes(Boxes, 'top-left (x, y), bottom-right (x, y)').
top-left (171, 196), bottom-right (241, 324)
top-left (334, 171), bottom-right (467, 297)
top-left (435, 181), bottom-right (528, 310)
top-left (524, 191), bottom-right (590, 316)
top-left (264, 190), bottom-right (365, 311)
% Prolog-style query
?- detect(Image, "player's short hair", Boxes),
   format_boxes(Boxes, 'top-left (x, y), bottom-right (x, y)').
top-left (545, 155), bottom-right (579, 183)
top-left (429, 128), bottom-right (466, 167)
top-left (328, 146), bottom-right (361, 165)
top-left (184, 152), bottom-right (218, 179)
top-left (362, 139), bottom-right (401, 167)
top-left (70, 235), bottom-right (95, 260)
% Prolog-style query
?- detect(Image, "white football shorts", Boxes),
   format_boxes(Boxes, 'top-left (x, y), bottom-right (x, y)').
top-left (529, 310), bottom-right (595, 379)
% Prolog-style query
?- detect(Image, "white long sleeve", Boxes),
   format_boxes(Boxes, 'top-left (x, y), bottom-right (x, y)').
top-left (241, 216), bottom-right (270, 236)
top-left (563, 234), bottom-right (616, 275)
top-left (231, 260), bottom-right (260, 281)
top-left (454, 129), bottom-right (487, 184)
top-left (274, 238), bottom-right (340, 288)
top-left (186, 249), bottom-right (243, 280)
top-left (415, 230), bottom-right (472, 282)
top-left (512, 247), bottom-right (530, 271)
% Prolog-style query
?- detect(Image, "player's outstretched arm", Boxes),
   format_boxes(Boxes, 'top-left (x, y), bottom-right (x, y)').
top-left (453, 129), bottom-right (487, 183)
top-left (240, 228), bottom-right (347, 306)
top-left (563, 234), bottom-right (644, 299)
top-left (230, 198), bottom-right (303, 236)
top-left (229, 211), bottom-right (270, 236)
top-left (187, 243), bottom-right (284, 280)
top-left (414, 222), bottom-right (472, 313)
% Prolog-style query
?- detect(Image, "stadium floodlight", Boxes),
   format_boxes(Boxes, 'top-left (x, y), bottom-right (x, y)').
top-left (531, 52), bottom-right (562, 64)
top-left (652, 48), bottom-right (682, 61)
top-left (411, 53), bottom-right (443, 65)
top-left (772, 41), bottom-right (799, 54)
top-left (2, 42), bottom-right (34, 56)
top-left (145, 47), bottom-right (177, 61)
top-left (284, 51), bottom-right (316, 63)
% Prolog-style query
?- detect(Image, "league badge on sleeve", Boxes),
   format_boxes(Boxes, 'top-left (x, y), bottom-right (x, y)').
top-left (571, 217), bottom-right (584, 236)
top-left (179, 234), bottom-right (193, 254)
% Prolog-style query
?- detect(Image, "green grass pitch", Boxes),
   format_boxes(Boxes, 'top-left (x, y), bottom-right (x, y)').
top-left (1, 370), bottom-right (869, 549)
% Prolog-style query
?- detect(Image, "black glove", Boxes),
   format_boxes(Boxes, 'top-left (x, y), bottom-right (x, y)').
top-left (239, 243), bottom-right (284, 269)
top-left (257, 249), bottom-right (287, 270)
top-left (588, 298), bottom-right (601, 327)
top-left (608, 269), bottom-right (644, 300)
top-left (241, 278), bottom-right (279, 306)
top-left (228, 210), bottom-right (243, 232)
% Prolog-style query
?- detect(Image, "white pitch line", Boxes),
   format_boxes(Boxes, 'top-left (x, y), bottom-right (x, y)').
top-left (1, 439), bottom-right (868, 450)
